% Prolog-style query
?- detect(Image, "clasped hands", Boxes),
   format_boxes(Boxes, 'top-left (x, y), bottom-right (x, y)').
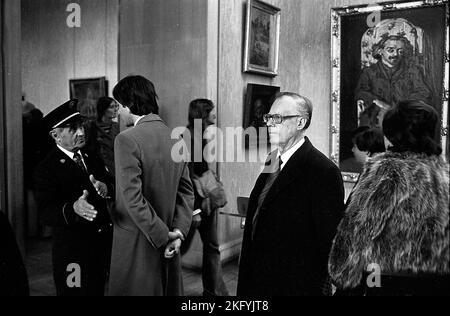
top-left (73, 175), bottom-right (108, 221)
top-left (164, 229), bottom-right (184, 259)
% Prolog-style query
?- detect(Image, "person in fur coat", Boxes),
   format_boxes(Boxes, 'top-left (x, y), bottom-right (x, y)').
top-left (329, 99), bottom-right (449, 295)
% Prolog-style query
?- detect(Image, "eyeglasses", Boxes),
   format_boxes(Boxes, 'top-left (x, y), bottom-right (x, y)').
top-left (263, 114), bottom-right (302, 125)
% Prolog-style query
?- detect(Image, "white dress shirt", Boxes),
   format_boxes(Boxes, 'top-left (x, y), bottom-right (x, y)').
top-left (278, 137), bottom-right (305, 170)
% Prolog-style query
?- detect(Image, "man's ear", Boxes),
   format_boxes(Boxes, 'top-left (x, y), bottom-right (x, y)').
top-left (297, 117), bottom-right (306, 130)
top-left (49, 129), bottom-right (59, 142)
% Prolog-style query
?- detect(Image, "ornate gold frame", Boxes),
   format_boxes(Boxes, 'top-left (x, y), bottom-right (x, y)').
top-left (330, 0), bottom-right (449, 182)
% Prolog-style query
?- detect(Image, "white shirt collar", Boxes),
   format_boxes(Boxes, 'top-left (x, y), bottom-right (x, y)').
top-left (57, 145), bottom-right (88, 171)
top-left (278, 137), bottom-right (305, 170)
top-left (57, 145), bottom-right (78, 159)
top-left (134, 115), bottom-right (145, 126)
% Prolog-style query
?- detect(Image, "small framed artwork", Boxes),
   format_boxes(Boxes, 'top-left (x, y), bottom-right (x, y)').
top-left (243, 83), bottom-right (280, 147)
top-left (243, 0), bottom-right (281, 77)
top-left (69, 77), bottom-right (108, 120)
top-left (330, 0), bottom-right (449, 182)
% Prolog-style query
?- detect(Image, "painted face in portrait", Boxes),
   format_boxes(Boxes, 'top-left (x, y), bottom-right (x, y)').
top-left (379, 39), bottom-right (405, 68)
top-left (254, 99), bottom-right (264, 119)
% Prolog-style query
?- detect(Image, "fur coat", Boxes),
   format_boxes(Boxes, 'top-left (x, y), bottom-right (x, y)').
top-left (329, 151), bottom-right (449, 290)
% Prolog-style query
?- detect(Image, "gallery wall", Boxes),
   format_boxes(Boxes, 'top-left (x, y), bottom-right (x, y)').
top-left (216, 0), bottom-right (376, 261)
top-left (118, 0), bottom-right (210, 130)
top-left (21, 0), bottom-right (119, 115)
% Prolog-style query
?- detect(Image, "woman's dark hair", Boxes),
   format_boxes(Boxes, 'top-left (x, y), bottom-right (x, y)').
top-left (96, 96), bottom-right (115, 121)
top-left (187, 99), bottom-right (214, 130)
top-left (112, 75), bottom-right (158, 115)
top-left (353, 127), bottom-right (386, 156)
top-left (382, 99), bottom-right (442, 156)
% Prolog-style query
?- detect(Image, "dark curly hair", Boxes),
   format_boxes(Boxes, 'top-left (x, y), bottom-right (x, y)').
top-left (382, 100), bottom-right (442, 156)
top-left (96, 96), bottom-right (115, 122)
top-left (187, 99), bottom-right (214, 130)
top-left (353, 127), bottom-right (386, 156)
top-left (112, 75), bottom-right (158, 116)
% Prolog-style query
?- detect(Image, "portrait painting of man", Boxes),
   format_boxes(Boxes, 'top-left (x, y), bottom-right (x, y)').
top-left (336, 3), bottom-right (447, 173)
top-left (355, 18), bottom-right (433, 128)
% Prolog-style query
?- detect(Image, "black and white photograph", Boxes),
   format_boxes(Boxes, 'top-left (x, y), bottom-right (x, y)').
top-left (0, 0), bottom-right (448, 303)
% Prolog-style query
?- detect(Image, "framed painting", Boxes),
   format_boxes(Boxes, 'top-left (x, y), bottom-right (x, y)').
top-left (330, 0), bottom-right (449, 182)
top-left (243, 83), bottom-right (280, 148)
top-left (243, 0), bottom-right (281, 77)
top-left (69, 77), bottom-right (108, 120)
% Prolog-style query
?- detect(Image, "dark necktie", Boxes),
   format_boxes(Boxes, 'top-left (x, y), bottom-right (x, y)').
top-left (73, 152), bottom-right (87, 174)
top-left (252, 156), bottom-right (282, 240)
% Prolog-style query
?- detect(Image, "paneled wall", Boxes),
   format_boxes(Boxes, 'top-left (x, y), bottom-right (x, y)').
top-left (21, 0), bottom-right (119, 115)
top-left (119, 0), bottom-right (209, 129)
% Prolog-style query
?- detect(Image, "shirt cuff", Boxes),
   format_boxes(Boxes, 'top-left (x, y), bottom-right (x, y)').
top-left (193, 209), bottom-right (202, 216)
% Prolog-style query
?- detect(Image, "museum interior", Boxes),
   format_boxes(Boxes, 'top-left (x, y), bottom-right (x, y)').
top-left (0, 0), bottom-right (448, 297)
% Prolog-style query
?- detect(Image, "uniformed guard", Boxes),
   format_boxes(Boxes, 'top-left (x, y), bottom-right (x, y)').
top-left (34, 99), bottom-right (113, 296)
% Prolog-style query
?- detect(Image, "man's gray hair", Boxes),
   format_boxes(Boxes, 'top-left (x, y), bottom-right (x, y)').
top-left (274, 92), bottom-right (313, 129)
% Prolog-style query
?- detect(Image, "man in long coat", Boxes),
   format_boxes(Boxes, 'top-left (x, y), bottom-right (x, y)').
top-left (108, 75), bottom-right (193, 296)
top-left (237, 92), bottom-right (344, 296)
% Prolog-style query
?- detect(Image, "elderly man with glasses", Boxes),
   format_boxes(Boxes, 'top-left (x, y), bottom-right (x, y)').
top-left (237, 92), bottom-right (344, 296)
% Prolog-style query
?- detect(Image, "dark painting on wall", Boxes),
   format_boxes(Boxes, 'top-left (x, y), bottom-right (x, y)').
top-left (69, 77), bottom-right (108, 120)
top-left (243, 0), bottom-right (280, 77)
top-left (243, 83), bottom-right (280, 148)
top-left (331, 1), bottom-right (449, 182)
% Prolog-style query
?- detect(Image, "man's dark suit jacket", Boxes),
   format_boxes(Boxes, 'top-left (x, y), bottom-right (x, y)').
top-left (237, 137), bottom-right (344, 296)
top-left (34, 146), bottom-right (114, 296)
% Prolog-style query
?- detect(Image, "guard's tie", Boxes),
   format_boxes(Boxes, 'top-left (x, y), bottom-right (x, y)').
top-left (73, 152), bottom-right (87, 174)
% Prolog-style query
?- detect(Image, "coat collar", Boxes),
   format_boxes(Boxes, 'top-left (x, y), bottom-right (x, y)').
top-left (50, 146), bottom-right (90, 173)
top-left (261, 136), bottom-right (313, 206)
top-left (135, 114), bottom-right (164, 127)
